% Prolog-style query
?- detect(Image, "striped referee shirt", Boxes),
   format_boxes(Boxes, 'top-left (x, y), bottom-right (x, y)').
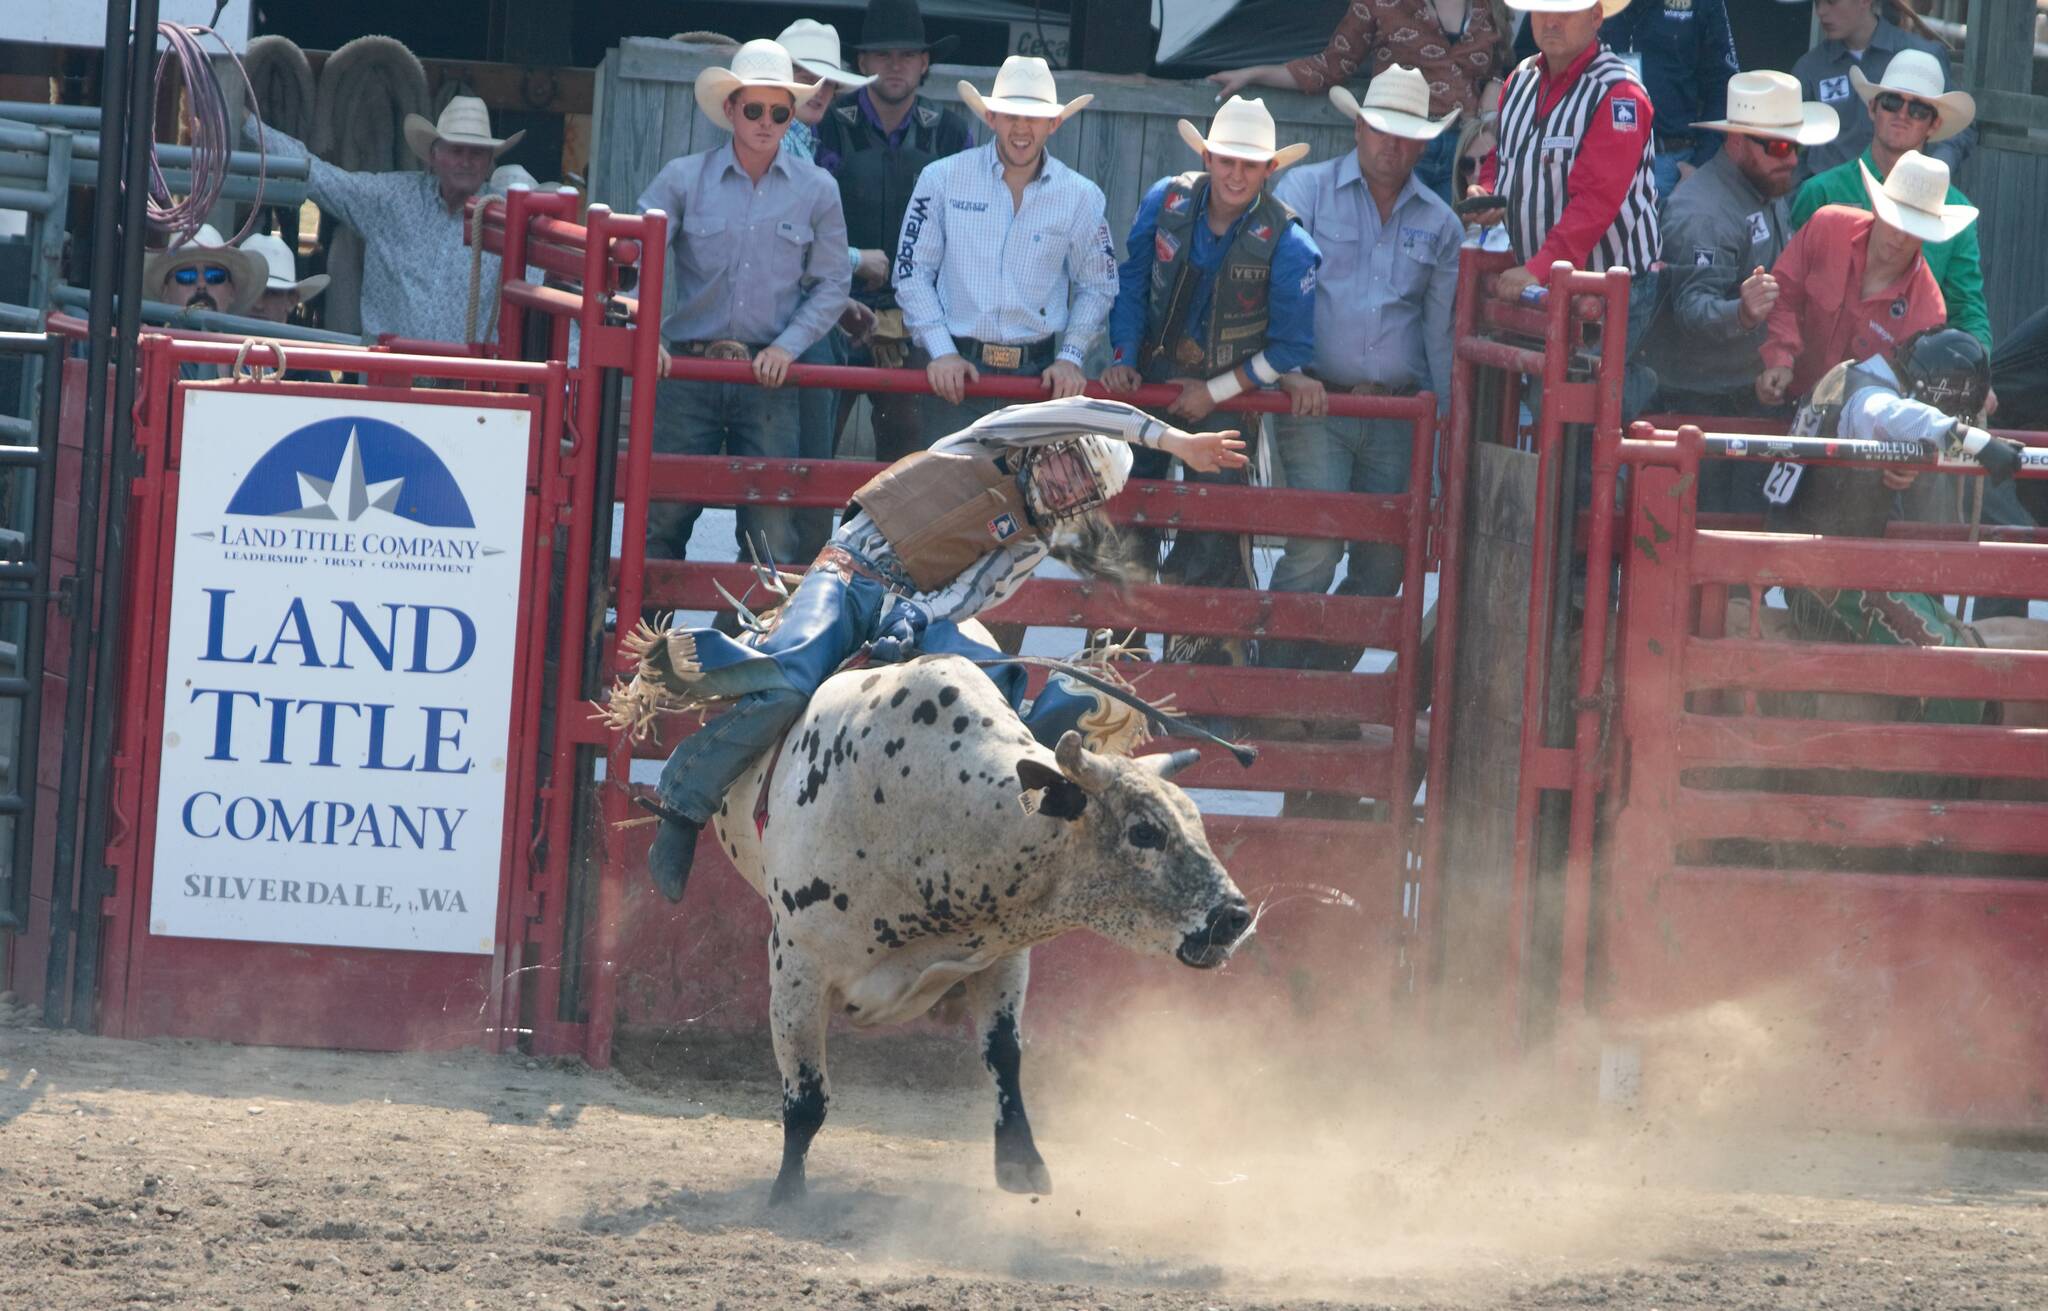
top-left (1495, 42), bottom-right (1659, 283)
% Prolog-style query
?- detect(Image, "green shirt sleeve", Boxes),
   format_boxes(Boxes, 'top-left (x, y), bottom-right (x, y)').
top-left (1939, 223), bottom-right (1993, 350)
top-left (1788, 175), bottom-right (1826, 231)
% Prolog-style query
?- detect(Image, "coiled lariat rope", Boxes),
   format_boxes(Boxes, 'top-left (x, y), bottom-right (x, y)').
top-left (150, 6), bottom-right (268, 245)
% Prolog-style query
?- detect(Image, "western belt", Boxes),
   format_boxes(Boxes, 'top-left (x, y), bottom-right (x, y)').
top-left (669, 338), bottom-right (764, 361)
top-left (955, 336), bottom-right (1055, 371)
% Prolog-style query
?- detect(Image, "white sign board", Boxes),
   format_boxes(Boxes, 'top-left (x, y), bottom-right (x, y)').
top-left (16, 2), bottom-right (254, 52)
top-left (150, 390), bottom-right (530, 955)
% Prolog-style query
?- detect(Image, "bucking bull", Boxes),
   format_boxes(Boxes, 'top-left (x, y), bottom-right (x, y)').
top-left (663, 653), bottom-right (1249, 1204)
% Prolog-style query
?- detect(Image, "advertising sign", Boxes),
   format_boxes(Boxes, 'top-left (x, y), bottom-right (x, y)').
top-left (149, 391), bottom-right (529, 954)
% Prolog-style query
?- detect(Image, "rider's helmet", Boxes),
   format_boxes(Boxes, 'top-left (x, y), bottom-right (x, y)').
top-left (1894, 327), bottom-right (1992, 420)
top-left (1022, 434), bottom-right (1134, 522)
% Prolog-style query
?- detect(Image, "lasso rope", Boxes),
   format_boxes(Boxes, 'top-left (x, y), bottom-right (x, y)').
top-left (150, 9), bottom-right (268, 245)
top-left (229, 338), bottom-right (289, 382)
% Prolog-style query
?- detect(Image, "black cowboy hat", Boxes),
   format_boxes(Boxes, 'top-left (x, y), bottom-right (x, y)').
top-left (850, 0), bottom-right (960, 59)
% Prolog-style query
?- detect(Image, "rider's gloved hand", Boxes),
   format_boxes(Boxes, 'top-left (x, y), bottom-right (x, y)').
top-left (1979, 435), bottom-right (2026, 487)
top-left (870, 601), bottom-right (928, 663)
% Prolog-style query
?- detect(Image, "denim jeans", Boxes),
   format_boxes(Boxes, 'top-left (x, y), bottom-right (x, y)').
top-left (792, 333), bottom-right (841, 562)
top-left (838, 329), bottom-right (926, 462)
top-left (1652, 150), bottom-right (1691, 208)
top-left (918, 352), bottom-right (1050, 439)
top-left (1270, 412), bottom-right (1415, 601)
top-left (647, 376), bottom-right (801, 567)
top-left (656, 566), bottom-right (1117, 823)
top-left (1416, 130), bottom-right (1461, 207)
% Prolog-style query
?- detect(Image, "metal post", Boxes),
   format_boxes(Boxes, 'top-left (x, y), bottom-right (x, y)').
top-left (44, 0), bottom-right (133, 1026)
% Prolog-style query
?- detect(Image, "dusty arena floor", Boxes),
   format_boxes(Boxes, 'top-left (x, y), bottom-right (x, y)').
top-left (2, 1001), bottom-right (2045, 1311)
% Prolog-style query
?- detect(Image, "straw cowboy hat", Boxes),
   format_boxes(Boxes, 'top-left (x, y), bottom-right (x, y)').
top-left (959, 56), bottom-right (1092, 125)
top-left (239, 232), bottom-right (328, 302)
top-left (1329, 65), bottom-right (1459, 141)
top-left (777, 19), bottom-right (875, 88)
top-left (1850, 49), bottom-right (1975, 143)
top-left (1177, 96), bottom-right (1311, 168)
top-left (694, 39), bottom-right (812, 128)
top-left (1692, 70), bottom-right (1838, 145)
top-left (1506, 0), bottom-right (1634, 17)
top-left (1860, 152), bottom-right (1978, 244)
top-left (403, 96), bottom-right (524, 164)
top-left (141, 224), bottom-right (268, 316)
top-left (851, 0), bottom-right (959, 60)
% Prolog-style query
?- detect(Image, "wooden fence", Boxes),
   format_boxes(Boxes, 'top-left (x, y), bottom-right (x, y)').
top-left (590, 37), bottom-right (1361, 261)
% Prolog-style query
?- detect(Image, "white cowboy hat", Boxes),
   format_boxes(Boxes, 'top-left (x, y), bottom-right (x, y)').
top-left (777, 19), bottom-right (875, 89)
top-left (1329, 65), bottom-right (1459, 142)
top-left (1692, 70), bottom-right (1838, 145)
top-left (1506, 0), bottom-right (1634, 16)
top-left (1860, 153), bottom-right (1977, 245)
top-left (694, 39), bottom-right (811, 129)
top-left (1176, 95), bottom-right (1311, 168)
top-left (958, 56), bottom-right (1092, 125)
top-left (239, 231), bottom-right (328, 301)
top-left (141, 224), bottom-right (268, 316)
top-left (403, 95), bottom-right (525, 164)
top-left (1849, 49), bottom-right (1975, 143)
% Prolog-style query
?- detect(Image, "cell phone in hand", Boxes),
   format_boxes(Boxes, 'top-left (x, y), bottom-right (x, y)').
top-left (1453, 194), bottom-right (1507, 217)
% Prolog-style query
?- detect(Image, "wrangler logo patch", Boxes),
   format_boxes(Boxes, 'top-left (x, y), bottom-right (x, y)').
top-left (988, 513), bottom-right (1021, 542)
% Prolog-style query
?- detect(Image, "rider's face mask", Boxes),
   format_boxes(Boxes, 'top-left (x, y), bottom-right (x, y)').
top-left (1023, 441), bottom-right (1107, 523)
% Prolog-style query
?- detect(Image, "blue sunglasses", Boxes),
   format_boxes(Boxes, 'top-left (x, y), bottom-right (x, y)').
top-left (172, 265), bottom-right (232, 285)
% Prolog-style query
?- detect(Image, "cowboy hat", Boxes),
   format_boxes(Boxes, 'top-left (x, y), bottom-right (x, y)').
top-left (1177, 96), bottom-right (1311, 168)
top-left (1860, 153), bottom-right (1977, 245)
top-left (1850, 50), bottom-right (1975, 143)
top-left (850, 0), bottom-right (959, 60)
top-left (694, 39), bottom-right (812, 129)
top-left (1329, 65), bottom-right (1459, 142)
top-left (1692, 70), bottom-right (1838, 145)
top-left (1506, 0), bottom-right (1634, 16)
top-left (959, 56), bottom-right (1092, 124)
top-left (141, 224), bottom-right (268, 316)
top-left (777, 19), bottom-right (875, 89)
top-left (239, 232), bottom-right (328, 302)
top-left (403, 95), bottom-right (525, 164)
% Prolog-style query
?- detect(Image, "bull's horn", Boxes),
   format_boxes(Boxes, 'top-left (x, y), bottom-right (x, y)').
top-left (1143, 749), bottom-right (1201, 781)
top-left (1053, 729), bottom-right (1115, 794)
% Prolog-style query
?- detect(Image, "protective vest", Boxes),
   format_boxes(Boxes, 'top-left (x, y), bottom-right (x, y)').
top-left (1765, 359), bottom-right (1899, 539)
top-left (819, 96), bottom-right (971, 308)
top-left (1496, 49), bottom-right (1660, 274)
top-left (1142, 174), bottom-right (1294, 379)
top-left (850, 449), bottom-right (1038, 591)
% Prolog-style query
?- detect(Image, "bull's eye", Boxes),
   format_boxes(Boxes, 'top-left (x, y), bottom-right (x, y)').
top-left (1127, 821), bottom-right (1166, 850)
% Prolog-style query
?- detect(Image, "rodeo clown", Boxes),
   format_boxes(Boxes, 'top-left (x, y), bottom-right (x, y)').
top-left (1764, 325), bottom-right (2025, 719)
top-left (603, 396), bottom-right (1248, 899)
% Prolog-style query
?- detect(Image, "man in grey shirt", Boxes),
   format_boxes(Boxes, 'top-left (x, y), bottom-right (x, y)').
top-left (247, 96), bottom-right (519, 344)
top-left (636, 40), bottom-right (852, 566)
top-left (1792, 0), bottom-right (1972, 182)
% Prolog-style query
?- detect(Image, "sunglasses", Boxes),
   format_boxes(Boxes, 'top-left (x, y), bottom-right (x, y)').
top-left (1757, 138), bottom-right (1799, 159)
top-left (172, 265), bottom-right (231, 285)
top-left (740, 101), bottom-right (793, 124)
top-left (1873, 91), bottom-right (1938, 123)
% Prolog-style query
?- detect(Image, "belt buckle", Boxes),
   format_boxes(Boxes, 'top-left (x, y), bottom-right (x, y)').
top-left (705, 339), bottom-right (753, 362)
top-left (1174, 339), bottom-right (1207, 369)
top-left (980, 343), bottom-right (1022, 369)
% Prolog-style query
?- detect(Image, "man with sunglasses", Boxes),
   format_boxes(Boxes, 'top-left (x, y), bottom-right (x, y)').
top-left (1789, 50), bottom-right (1987, 351)
top-left (142, 224), bottom-right (266, 319)
top-left (637, 39), bottom-right (852, 567)
top-left (1644, 72), bottom-right (1838, 511)
top-left (1792, 0), bottom-right (1972, 183)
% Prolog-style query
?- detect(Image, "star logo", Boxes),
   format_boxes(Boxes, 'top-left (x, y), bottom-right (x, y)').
top-left (275, 427), bottom-right (406, 522)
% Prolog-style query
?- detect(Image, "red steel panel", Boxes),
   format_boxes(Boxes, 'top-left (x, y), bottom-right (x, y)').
top-left (1693, 529), bottom-right (2048, 595)
top-left (1676, 713), bottom-right (2048, 778)
top-left (1684, 636), bottom-right (2048, 701)
top-left (1672, 789), bottom-right (2048, 855)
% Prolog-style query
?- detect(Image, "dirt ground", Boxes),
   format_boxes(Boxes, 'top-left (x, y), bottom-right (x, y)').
top-left (2, 994), bottom-right (2045, 1311)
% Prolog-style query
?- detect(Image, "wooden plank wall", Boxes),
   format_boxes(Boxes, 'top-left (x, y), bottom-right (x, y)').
top-left (1957, 0), bottom-right (2048, 344)
top-left (592, 37), bottom-right (1359, 260)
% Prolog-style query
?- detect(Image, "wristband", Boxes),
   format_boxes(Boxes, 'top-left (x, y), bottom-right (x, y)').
top-left (1954, 424), bottom-right (1991, 457)
top-left (1205, 366), bottom-right (1247, 406)
top-left (1243, 351), bottom-right (1279, 388)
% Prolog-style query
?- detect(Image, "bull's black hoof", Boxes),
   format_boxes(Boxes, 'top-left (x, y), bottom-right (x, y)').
top-left (647, 816), bottom-right (701, 904)
top-left (768, 1170), bottom-right (807, 1207)
top-left (996, 1158), bottom-right (1052, 1196)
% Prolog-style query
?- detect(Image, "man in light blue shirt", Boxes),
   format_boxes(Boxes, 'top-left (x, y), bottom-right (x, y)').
top-left (1269, 66), bottom-right (1462, 663)
top-left (637, 40), bottom-right (852, 566)
top-left (893, 57), bottom-right (1119, 439)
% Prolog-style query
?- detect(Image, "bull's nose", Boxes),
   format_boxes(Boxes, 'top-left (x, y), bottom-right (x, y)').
top-left (1176, 898), bottom-right (1252, 969)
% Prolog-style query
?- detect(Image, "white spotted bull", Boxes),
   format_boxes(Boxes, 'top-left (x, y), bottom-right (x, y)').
top-left (703, 654), bottom-right (1252, 1204)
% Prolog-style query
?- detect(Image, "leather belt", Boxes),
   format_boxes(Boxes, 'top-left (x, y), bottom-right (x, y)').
top-left (813, 543), bottom-right (891, 587)
top-left (1307, 372), bottom-right (1419, 397)
top-left (955, 335), bottom-right (1055, 371)
top-left (669, 338), bottom-right (764, 361)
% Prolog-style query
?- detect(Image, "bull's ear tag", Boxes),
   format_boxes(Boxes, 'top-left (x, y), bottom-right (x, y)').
top-left (1015, 758), bottom-right (1088, 820)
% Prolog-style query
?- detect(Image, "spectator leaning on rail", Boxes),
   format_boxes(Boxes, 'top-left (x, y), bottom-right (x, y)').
top-left (895, 56), bottom-right (1119, 437)
top-left (1207, 0), bottom-right (1509, 205)
top-left (1755, 152), bottom-right (1958, 407)
top-left (1101, 95), bottom-right (1320, 657)
top-left (1472, 0), bottom-right (1660, 391)
top-left (1642, 71), bottom-right (1838, 512)
top-left (1788, 50), bottom-right (1988, 350)
top-left (815, 0), bottom-right (975, 461)
top-left (609, 397), bottom-right (1249, 902)
top-left (1792, 0), bottom-right (1973, 183)
top-left (1262, 65), bottom-right (1461, 664)
top-left (1762, 326), bottom-right (2023, 722)
top-left (246, 96), bottom-right (520, 344)
top-left (635, 40), bottom-right (852, 567)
